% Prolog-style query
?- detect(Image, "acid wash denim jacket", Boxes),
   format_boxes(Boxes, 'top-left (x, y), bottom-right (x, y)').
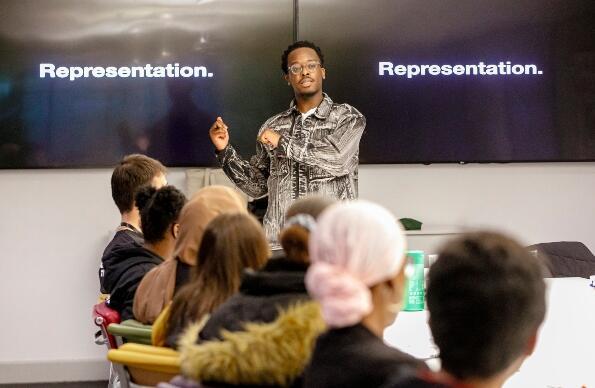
top-left (217, 94), bottom-right (365, 245)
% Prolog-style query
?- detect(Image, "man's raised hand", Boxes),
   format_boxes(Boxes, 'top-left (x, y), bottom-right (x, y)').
top-left (209, 117), bottom-right (229, 151)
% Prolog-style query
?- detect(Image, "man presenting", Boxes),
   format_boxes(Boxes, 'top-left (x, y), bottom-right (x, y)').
top-left (209, 41), bottom-right (365, 244)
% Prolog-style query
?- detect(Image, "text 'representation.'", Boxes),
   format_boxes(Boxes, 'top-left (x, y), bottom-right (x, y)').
top-left (0, 0), bottom-right (292, 168)
top-left (300, 0), bottom-right (595, 163)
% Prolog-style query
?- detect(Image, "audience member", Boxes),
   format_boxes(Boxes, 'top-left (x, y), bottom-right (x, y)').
top-left (383, 231), bottom-right (546, 388)
top-left (161, 212), bottom-right (270, 347)
top-left (303, 200), bottom-right (426, 388)
top-left (133, 185), bottom-right (247, 324)
top-left (106, 185), bottom-right (186, 321)
top-left (176, 197), bottom-right (334, 387)
top-left (100, 154), bottom-right (167, 294)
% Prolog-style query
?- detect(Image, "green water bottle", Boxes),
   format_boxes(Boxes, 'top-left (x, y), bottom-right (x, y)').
top-left (403, 250), bottom-right (425, 311)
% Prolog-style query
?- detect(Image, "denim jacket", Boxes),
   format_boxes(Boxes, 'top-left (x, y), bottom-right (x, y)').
top-left (217, 94), bottom-right (365, 244)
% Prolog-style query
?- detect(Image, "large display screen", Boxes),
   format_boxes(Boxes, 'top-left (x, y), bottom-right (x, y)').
top-left (1, 0), bottom-right (594, 168)
top-left (0, 0), bottom-right (293, 168)
top-left (300, 0), bottom-right (595, 163)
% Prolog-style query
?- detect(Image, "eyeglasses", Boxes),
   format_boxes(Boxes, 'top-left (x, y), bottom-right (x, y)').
top-left (287, 62), bottom-right (321, 75)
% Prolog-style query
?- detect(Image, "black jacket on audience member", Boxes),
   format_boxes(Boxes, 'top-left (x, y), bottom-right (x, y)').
top-left (303, 323), bottom-right (427, 388)
top-left (100, 229), bottom-right (144, 293)
top-left (178, 257), bottom-right (321, 388)
top-left (106, 240), bottom-right (163, 321)
top-left (198, 257), bottom-right (310, 341)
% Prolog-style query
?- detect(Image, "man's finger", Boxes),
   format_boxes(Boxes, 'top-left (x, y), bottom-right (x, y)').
top-left (211, 120), bottom-right (227, 131)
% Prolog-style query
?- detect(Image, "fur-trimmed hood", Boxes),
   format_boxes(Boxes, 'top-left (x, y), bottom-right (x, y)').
top-left (178, 301), bottom-right (325, 387)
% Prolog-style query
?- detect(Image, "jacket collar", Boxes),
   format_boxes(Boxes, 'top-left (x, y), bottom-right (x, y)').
top-left (281, 93), bottom-right (333, 119)
top-left (240, 264), bottom-right (307, 296)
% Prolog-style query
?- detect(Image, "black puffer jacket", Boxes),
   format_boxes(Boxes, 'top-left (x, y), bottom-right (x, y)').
top-left (199, 257), bottom-right (310, 341)
top-left (177, 254), bottom-right (322, 388)
top-left (106, 241), bottom-right (163, 321)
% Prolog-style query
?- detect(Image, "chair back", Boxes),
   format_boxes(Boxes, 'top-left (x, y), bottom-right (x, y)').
top-left (528, 241), bottom-right (595, 278)
top-left (93, 301), bottom-right (121, 349)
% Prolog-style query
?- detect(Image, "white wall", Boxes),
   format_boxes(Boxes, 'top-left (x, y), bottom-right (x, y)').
top-left (358, 163), bottom-right (595, 251)
top-left (0, 163), bottom-right (593, 383)
top-left (0, 168), bottom-right (186, 383)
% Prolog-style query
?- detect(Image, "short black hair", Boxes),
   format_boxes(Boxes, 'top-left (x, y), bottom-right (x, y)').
top-left (135, 185), bottom-right (186, 244)
top-left (427, 231), bottom-right (546, 380)
top-left (111, 154), bottom-right (167, 214)
top-left (281, 40), bottom-right (324, 74)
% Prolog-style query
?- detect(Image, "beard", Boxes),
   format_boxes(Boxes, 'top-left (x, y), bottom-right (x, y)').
top-left (296, 87), bottom-right (320, 99)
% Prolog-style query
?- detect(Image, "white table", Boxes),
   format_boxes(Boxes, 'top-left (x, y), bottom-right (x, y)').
top-left (383, 277), bottom-right (595, 387)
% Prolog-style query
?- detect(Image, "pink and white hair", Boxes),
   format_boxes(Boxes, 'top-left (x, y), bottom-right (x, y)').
top-left (305, 200), bottom-right (406, 328)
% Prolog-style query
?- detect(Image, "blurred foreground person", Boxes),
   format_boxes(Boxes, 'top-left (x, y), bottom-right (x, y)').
top-left (383, 231), bottom-right (546, 388)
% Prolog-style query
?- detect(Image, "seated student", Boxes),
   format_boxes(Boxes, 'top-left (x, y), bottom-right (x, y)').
top-left (176, 197), bottom-right (334, 387)
top-left (303, 200), bottom-right (427, 388)
top-left (100, 154), bottom-right (167, 294)
top-left (383, 231), bottom-right (547, 388)
top-left (106, 185), bottom-right (186, 321)
top-left (199, 196), bottom-right (334, 339)
top-left (133, 185), bottom-right (247, 324)
top-left (161, 212), bottom-right (270, 348)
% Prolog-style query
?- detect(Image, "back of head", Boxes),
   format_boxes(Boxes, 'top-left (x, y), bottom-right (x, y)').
top-left (173, 185), bottom-right (247, 266)
top-left (427, 231), bottom-right (546, 380)
top-left (280, 196), bottom-right (335, 264)
top-left (166, 212), bottom-right (269, 346)
top-left (285, 196), bottom-right (335, 220)
top-left (111, 154), bottom-right (167, 214)
top-left (135, 185), bottom-right (186, 244)
top-left (306, 200), bottom-right (406, 328)
top-left (196, 213), bottom-right (270, 285)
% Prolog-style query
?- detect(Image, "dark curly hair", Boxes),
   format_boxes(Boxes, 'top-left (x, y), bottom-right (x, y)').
top-left (281, 40), bottom-right (324, 75)
top-left (135, 185), bottom-right (187, 244)
top-left (427, 231), bottom-right (546, 380)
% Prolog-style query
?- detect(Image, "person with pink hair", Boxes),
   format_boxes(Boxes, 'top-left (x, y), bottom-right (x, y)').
top-left (303, 200), bottom-right (427, 388)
